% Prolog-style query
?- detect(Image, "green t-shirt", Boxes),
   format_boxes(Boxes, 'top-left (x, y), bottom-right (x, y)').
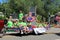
top-left (39, 24), bottom-right (43, 27)
top-left (27, 22), bottom-right (31, 25)
top-left (22, 22), bottom-right (27, 26)
top-left (42, 23), bottom-right (47, 27)
top-left (13, 23), bottom-right (18, 27)
top-left (17, 22), bottom-right (21, 26)
top-left (18, 22), bottom-right (27, 27)
top-left (7, 21), bottom-right (13, 28)
top-left (19, 13), bottom-right (23, 20)
top-left (37, 23), bottom-right (43, 27)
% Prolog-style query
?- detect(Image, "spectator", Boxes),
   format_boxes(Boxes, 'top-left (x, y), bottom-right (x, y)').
top-left (55, 15), bottom-right (60, 27)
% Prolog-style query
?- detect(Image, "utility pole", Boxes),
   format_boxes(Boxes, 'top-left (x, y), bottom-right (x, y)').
top-left (48, 12), bottom-right (51, 28)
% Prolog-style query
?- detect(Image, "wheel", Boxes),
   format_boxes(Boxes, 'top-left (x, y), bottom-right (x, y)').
top-left (0, 33), bottom-right (3, 38)
top-left (1, 28), bottom-right (6, 36)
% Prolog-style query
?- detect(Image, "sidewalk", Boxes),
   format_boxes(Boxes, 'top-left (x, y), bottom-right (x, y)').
top-left (45, 28), bottom-right (60, 34)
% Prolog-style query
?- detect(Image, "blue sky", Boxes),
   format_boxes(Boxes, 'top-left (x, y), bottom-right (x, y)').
top-left (0, 0), bottom-right (8, 3)
top-left (0, 0), bottom-right (3, 3)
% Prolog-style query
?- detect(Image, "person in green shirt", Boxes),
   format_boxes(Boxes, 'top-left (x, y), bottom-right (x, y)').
top-left (33, 22), bottom-right (46, 34)
top-left (7, 19), bottom-right (13, 28)
top-left (18, 21), bottom-right (27, 34)
top-left (42, 23), bottom-right (47, 27)
top-left (39, 23), bottom-right (43, 27)
top-left (19, 10), bottom-right (24, 20)
top-left (18, 21), bottom-right (27, 27)
top-left (36, 21), bottom-right (47, 28)
top-left (13, 20), bottom-right (19, 28)
top-left (21, 22), bottom-right (27, 27)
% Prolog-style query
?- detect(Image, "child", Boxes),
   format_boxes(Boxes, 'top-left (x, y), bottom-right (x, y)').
top-left (7, 19), bottom-right (13, 28)
top-left (42, 22), bottom-right (49, 30)
top-left (19, 10), bottom-right (24, 20)
top-left (21, 22), bottom-right (28, 34)
top-left (27, 23), bottom-right (33, 33)
top-left (33, 22), bottom-right (46, 34)
top-left (13, 20), bottom-right (18, 28)
top-left (18, 21), bottom-right (27, 34)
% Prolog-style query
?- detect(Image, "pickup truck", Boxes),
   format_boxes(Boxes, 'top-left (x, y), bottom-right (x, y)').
top-left (0, 12), bottom-right (4, 37)
top-left (0, 12), bottom-right (4, 31)
top-left (0, 20), bottom-right (4, 31)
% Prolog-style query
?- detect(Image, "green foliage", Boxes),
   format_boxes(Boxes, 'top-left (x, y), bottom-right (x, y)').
top-left (0, 16), bottom-right (5, 20)
top-left (37, 15), bottom-right (42, 22)
top-left (0, 0), bottom-right (60, 21)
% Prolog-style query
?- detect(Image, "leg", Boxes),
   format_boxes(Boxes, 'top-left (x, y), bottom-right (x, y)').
top-left (33, 28), bottom-right (38, 34)
top-left (19, 27), bottom-right (24, 34)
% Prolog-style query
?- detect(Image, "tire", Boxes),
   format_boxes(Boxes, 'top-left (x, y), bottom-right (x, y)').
top-left (0, 33), bottom-right (3, 38)
top-left (1, 28), bottom-right (6, 36)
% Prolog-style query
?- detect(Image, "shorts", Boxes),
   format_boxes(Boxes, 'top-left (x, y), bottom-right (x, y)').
top-left (29, 27), bottom-right (33, 31)
top-left (19, 27), bottom-right (24, 30)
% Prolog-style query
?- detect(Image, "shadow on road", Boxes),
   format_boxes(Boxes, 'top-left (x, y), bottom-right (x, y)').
top-left (55, 33), bottom-right (60, 36)
top-left (7, 33), bottom-right (44, 37)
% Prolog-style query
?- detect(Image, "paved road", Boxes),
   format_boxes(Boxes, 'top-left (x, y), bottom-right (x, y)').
top-left (0, 33), bottom-right (60, 40)
top-left (46, 28), bottom-right (60, 33)
top-left (0, 28), bottom-right (60, 40)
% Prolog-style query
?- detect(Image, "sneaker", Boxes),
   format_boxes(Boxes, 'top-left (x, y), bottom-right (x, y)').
top-left (21, 32), bottom-right (23, 34)
top-left (24, 32), bottom-right (28, 34)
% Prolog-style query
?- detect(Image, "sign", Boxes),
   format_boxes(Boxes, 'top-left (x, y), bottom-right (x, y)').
top-left (33, 28), bottom-right (46, 34)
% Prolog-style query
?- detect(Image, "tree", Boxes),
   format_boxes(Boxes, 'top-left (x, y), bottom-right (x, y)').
top-left (44, 0), bottom-right (60, 15)
top-left (1, 0), bottom-right (60, 21)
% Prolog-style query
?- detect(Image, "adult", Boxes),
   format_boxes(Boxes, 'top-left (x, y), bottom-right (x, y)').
top-left (55, 12), bottom-right (60, 28)
top-left (55, 16), bottom-right (60, 22)
top-left (26, 12), bottom-right (35, 22)
top-left (55, 12), bottom-right (60, 23)
top-left (54, 15), bottom-right (58, 24)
